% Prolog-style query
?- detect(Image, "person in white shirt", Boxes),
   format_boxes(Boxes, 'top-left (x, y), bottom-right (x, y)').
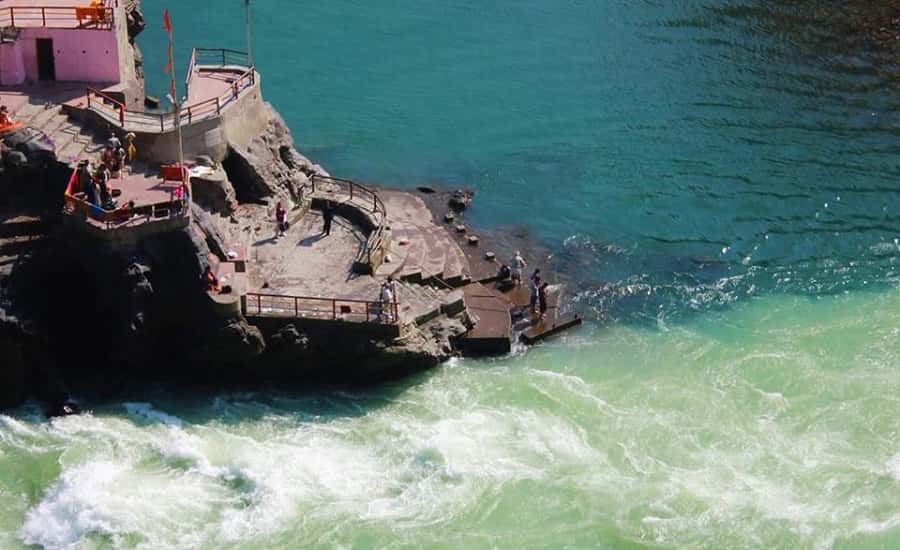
top-left (511, 251), bottom-right (527, 285)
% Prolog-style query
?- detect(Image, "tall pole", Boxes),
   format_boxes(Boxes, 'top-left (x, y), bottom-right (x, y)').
top-left (164, 9), bottom-right (190, 208)
top-left (245, 0), bottom-right (253, 67)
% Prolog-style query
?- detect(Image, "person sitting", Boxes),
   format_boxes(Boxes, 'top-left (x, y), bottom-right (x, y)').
top-left (203, 265), bottom-right (221, 292)
top-left (0, 105), bottom-right (11, 127)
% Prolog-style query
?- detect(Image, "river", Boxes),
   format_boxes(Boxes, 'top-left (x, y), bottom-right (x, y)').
top-left (2, 1), bottom-right (898, 547)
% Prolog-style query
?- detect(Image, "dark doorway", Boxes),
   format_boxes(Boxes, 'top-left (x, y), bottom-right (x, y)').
top-left (36, 39), bottom-right (55, 81)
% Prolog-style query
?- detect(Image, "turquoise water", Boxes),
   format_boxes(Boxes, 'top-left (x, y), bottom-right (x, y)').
top-left (2, 1), bottom-right (900, 548)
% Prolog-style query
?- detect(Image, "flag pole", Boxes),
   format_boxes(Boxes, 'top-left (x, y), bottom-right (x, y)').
top-left (164, 9), bottom-right (190, 210)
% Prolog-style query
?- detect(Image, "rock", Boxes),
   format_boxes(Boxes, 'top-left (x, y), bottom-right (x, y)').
top-left (449, 189), bottom-right (474, 211)
top-left (0, 322), bottom-right (27, 409)
top-left (221, 104), bottom-right (322, 205)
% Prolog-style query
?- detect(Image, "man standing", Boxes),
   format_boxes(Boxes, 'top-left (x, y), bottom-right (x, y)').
top-left (322, 201), bottom-right (334, 236)
top-left (511, 251), bottom-right (527, 285)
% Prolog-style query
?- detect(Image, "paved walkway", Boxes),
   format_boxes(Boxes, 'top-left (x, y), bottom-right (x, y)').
top-left (249, 208), bottom-right (382, 302)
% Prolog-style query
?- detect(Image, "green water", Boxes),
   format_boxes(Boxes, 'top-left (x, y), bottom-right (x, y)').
top-left (3, 0), bottom-right (900, 547)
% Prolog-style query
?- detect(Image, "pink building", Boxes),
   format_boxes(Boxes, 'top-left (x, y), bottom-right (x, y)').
top-left (0, 0), bottom-right (141, 106)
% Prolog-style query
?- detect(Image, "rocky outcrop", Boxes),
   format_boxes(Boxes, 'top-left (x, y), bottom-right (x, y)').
top-left (0, 315), bottom-right (26, 409)
top-left (221, 104), bottom-right (326, 205)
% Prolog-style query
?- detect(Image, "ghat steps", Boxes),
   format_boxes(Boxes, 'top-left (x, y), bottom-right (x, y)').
top-left (13, 103), bottom-right (106, 167)
top-left (0, 213), bottom-right (45, 278)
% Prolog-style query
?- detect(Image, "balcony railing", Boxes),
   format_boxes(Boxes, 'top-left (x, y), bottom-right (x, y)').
top-left (0, 4), bottom-right (115, 31)
top-left (243, 292), bottom-right (400, 326)
top-left (85, 49), bottom-right (256, 133)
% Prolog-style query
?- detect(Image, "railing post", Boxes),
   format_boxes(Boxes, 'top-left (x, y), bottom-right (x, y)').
top-left (332, 300), bottom-right (337, 320)
top-left (350, 183), bottom-right (354, 201)
top-left (41, 7), bottom-right (46, 26)
top-left (159, 115), bottom-right (164, 132)
top-left (215, 97), bottom-right (220, 115)
top-left (294, 296), bottom-right (298, 317)
top-left (118, 105), bottom-right (124, 126)
top-left (187, 107), bottom-right (192, 124)
top-left (221, 49), bottom-right (226, 66)
top-left (373, 194), bottom-right (377, 212)
top-left (257, 294), bottom-right (261, 315)
top-left (366, 302), bottom-right (370, 323)
top-left (10, 9), bottom-right (14, 27)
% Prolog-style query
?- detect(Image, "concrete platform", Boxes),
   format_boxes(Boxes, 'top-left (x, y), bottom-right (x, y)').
top-left (454, 283), bottom-right (512, 355)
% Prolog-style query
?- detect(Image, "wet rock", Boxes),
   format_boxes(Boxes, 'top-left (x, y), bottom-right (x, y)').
top-left (449, 189), bottom-right (474, 211)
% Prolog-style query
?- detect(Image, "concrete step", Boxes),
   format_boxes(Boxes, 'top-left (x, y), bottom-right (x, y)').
top-left (0, 216), bottom-right (43, 238)
top-left (27, 105), bottom-right (65, 132)
top-left (397, 281), bottom-right (444, 326)
top-left (0, 234), bottom-right (44, 256)
top-left (14, 103), bottom-right (45, 123)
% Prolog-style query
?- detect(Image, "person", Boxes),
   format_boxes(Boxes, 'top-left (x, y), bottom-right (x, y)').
top-left (379, 277), bottom-right (396, 322)
top-left (529, 269), bottom-right (542, 315)
top-left (497, 264), bottom-right (511, 281)
top-left (124, 132), bottom-right (137, 168)
top-left (203, 265), bottom-right (220, 292)
top-left (322, 201), bottom-right (334, 236)
top-left (94, 162), bottom-right (111, 206)
top-left (107, 135), bottom-right (122, 150)
top-left (275, 201), bottom-right (287, 238)
top-left (101, 145), bottom-right (114, 166)
top-left (76, 160), bottom-right (92, 193)
top-left (538, 282), bottom-right (550, 320)
top-left (0, 105), bottom-right (11, 127)
top-left (113, 145), bottom-right (126, 177)
top-left (511, 251), bottom-right (527, 285)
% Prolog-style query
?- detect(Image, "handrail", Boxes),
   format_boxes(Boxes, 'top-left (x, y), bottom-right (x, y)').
top-left (86, 87), bottom-right (125, 126)
top-left (84, 59), bottom-right (255, 133)
top-left (184, 48), bottom-right (197, 99)
top-left (243, 292), bottom-right (400, 325)
top-left (0, 5), bottom-right (115, 30)
top-left (309, 174), bottom-right (388, 268)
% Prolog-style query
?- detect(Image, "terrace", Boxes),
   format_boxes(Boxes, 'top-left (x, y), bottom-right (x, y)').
top-left (0, 0), bottom-right (116, 30)
top-left (62, 164), bottom-right (190, 240)
top-left (84, 48), bottom-right (256, 133)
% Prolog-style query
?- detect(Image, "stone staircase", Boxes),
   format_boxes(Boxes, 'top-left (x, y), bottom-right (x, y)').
top-left (0, 214), bottom-right (45, 278)
top-left (12, 103), bottom-right (106, 167)
top-left (388, 224), bottom-right (472, 287)
top-left (395, 280), bottom-right (466, 327)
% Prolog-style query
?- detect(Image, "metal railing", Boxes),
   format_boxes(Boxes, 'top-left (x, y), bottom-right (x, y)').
top-left (0, 5), bottom-right (115, 30)
top-left (310, 175), bottom-right (388, 269)
top-left (85, 49), bottom-right (256, 133)
top-left (243, 292), bottom-right (400, 325)
top-left (310, 175), bottom-right (386, 215)
top-left (185, 48), bottom-right (253, 99)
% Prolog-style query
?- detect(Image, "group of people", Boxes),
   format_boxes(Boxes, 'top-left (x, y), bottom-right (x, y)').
top-left (507, 251), bottom-right (550, 320)
top-left (74, 134), bottom-right (136, 211)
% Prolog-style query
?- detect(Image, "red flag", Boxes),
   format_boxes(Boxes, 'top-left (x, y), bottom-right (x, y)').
top-left (163, 59), bottom-right (171, 75)
top-left (162, 9), bottom-right (172, 33)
